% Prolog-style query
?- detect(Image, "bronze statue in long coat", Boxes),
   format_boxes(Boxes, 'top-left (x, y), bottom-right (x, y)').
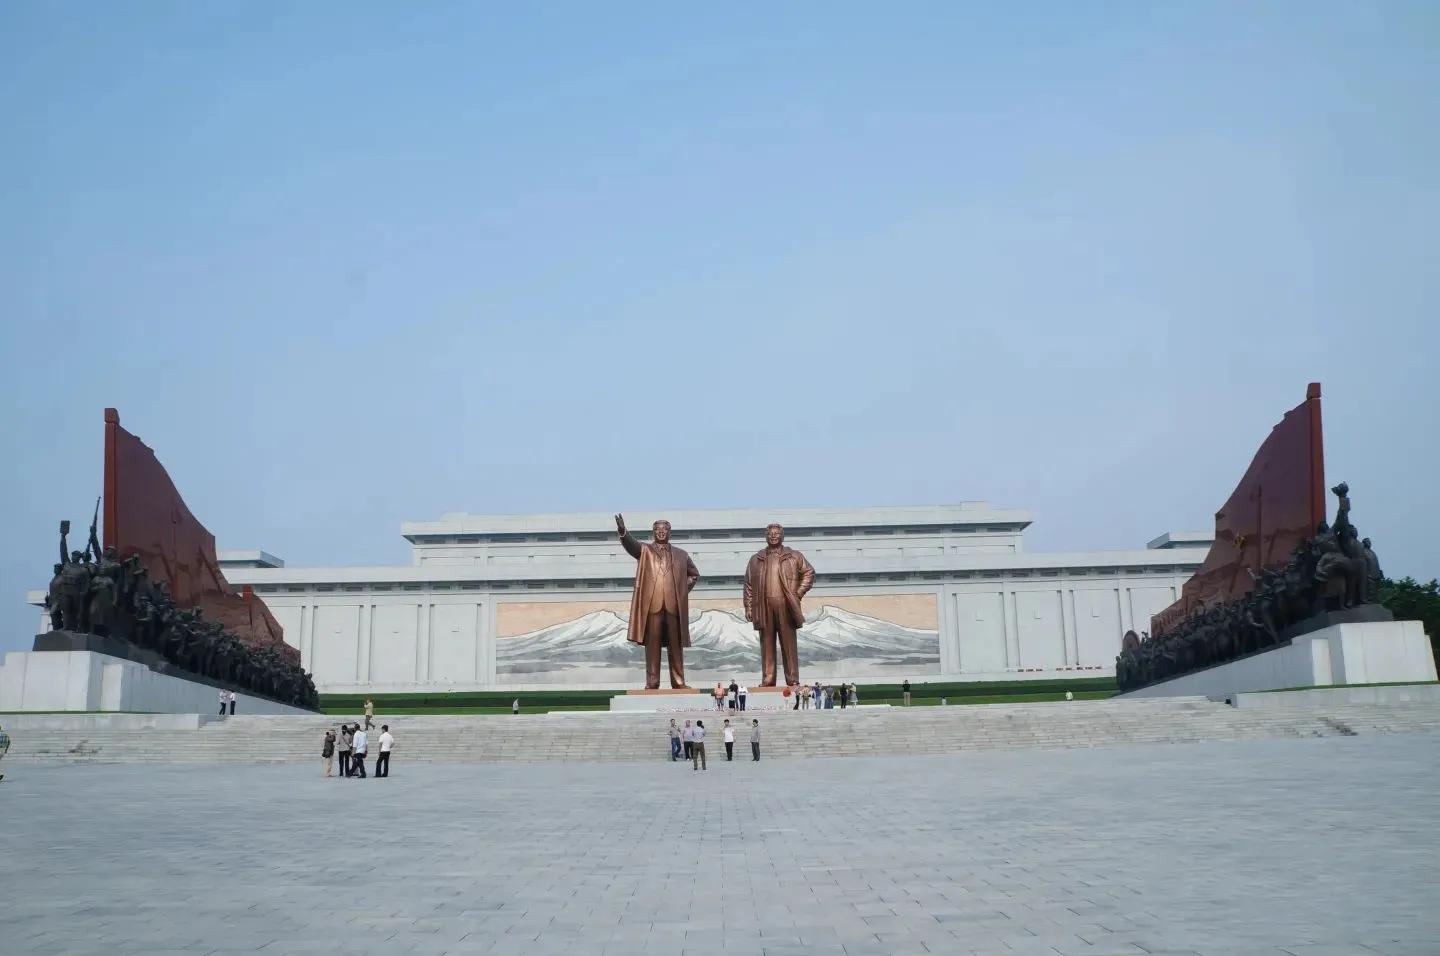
top-left (616, 514), bottom-right (700, 689)
top-left (743, 523), bottom-right (815, 687)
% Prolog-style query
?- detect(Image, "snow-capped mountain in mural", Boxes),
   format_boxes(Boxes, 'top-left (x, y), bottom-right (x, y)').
top-left (496, 606), bottom-right (938, 674)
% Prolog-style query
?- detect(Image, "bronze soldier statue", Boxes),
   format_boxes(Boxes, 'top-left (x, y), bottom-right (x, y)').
top-left (743, 523), bottom-right (815, 687)
top-left (52, 520), bottom-right (94, 631)
top-left (616, 514), bottom-right (700, 689)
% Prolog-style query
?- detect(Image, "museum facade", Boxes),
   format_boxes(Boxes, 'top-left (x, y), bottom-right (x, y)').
top-left (28, 504), bottom-right (1211, 692)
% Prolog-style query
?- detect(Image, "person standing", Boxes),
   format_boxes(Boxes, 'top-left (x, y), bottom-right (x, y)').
top-left (376, 725), bottom-right (393, 778)
top-left (812, 681), bottom-right (822, 710)
top-left (728, 680), bottom-right (739, 711)
top-left (722, 719), bottom-right (735, 761)
top-left (338, 724), bottom-right (353, 777)
top-left (750, 719), bottom-right (761, 761)
top-left (668, 718), bottom-right (682, 761)
top-left (351, 725), bottom-right (368, 778)
top-left (228, 690), bottom-right (236, 716)
top-left (512, 698), bottom-right (520, 715)
top-left (902, 679), bottom-right (912, 707)
top-left (743, 523), bottom-right (816, 688)
top-left (713, 682), bottom-right (725, 711)
top-left (838, 684), bottom-right (849, 709)
top-left (363, 698), bottom-right (375, 730)
top-left (738, 683), bottom-right (748, 712)
top-left (850, 683), bottom-right (860, 707)
top-left (322, 728), bottom-right (336, 777)
top-left (691, 720), bottom-right (707, 771)
top-left (682, 719), bottom-right (694, 761)
top-left (219, 689), bottom-right (228, 717)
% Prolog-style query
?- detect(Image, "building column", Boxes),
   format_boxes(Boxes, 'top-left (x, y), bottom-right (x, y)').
top-left (1001, 586), bottom-right (1019, 669)
top-left (417, 602), bottom-right (432, 683)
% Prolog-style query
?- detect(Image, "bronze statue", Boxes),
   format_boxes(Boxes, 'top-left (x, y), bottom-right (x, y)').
top-left (52, 520), bottom-right (93, 631)
top-left (616, 514), bottom-right (700, 689)
top-left (743, 523), bottom-right (815, 687)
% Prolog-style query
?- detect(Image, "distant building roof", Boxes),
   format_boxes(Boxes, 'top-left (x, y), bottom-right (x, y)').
top-left (1145, 532), bottom-right (1215, 551)
top-left (217, 549), bottom-right (285, 569)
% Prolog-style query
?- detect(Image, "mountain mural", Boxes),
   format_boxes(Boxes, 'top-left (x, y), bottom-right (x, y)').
top-left (496, 605), bottom-right (939, 677)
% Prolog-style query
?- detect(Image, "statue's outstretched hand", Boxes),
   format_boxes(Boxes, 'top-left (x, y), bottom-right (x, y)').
top-left (614, 513), bottom-right (626, 536)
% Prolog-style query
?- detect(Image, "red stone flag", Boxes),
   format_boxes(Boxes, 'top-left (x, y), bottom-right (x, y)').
top-left (101, 409), bottom-right (295, 662)
top-left (1151, 384), bottom-right (1326, 635)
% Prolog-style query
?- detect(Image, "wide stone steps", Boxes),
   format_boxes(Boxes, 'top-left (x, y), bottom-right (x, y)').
top-left (7, 698), bottom-right (1440, 764)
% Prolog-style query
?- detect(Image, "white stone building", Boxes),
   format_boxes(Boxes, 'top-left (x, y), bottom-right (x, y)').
top-left (28, 504), bottom-right (1211, 692)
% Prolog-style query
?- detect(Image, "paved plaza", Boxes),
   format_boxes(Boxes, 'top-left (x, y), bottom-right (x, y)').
top-left (1, 734), bottom-right (1438, 956)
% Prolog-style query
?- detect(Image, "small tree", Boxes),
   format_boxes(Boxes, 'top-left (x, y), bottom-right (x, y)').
top-left (1378, 576), bottom-right (1440, 666)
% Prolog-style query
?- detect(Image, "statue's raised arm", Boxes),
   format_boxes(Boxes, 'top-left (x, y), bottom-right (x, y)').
top-left (616, 513), bottom-right (641, 559)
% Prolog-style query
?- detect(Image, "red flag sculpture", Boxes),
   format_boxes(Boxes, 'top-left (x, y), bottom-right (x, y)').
top-left (1151, 384), bottom-right (1326, 636)
top-left (101, 409), bottom-right (296, 663)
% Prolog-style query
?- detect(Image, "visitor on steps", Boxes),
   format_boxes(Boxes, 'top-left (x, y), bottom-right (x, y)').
top-left (713, 683), bottom-right (725, 711)
top-left (750, 720), bottom-right (761, 761)
top-left (218, 689), bottom-right (227, 717)
top-left (728, 680), bottom-right (738, 710)
top-left (338, 724), bottom-right (353, 777)
top-left (903, 680), bottom-right (912, 707)
top-left (351, 726), bottom-right (368, 777)
top-left (363, 698), bottom-right (375, 730)
top-left (228, 690), bottom-right (236, 716)
top-left (322, 729), bottom-right (336, 777)
top-left (512, 698), bottom-right (520, 715)
top-left (682, 720), bottom-right (694, 761)
top-left (813, 681), bottom-right (822, 710)
top-left (691, 720), bottom-right (707, 770)
top-left (668, 719), bottom-right (681, 761)
top-left (738, 684), bottom-right (748, 711)
top-left (723, 719), bottom-right (734, 760)
top-left (376, 725), bottom-right (393, 778)
top-left (850, 683), bottom-right (859, 707)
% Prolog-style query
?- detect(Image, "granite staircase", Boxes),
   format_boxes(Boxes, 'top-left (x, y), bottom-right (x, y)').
top-left (6, 697), bottom-right (1440, 765)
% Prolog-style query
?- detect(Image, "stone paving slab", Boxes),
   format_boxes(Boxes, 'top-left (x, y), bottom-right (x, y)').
top-left (0, 734), bottom-right (1438, 954)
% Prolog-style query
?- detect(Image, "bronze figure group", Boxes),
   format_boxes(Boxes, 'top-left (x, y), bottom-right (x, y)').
top-left (44, 517), bottom-right (318, 709)
top-left (1116, 483), bottom-right (1386, 692)
top-left (616, 516), bottom-right (816, 689)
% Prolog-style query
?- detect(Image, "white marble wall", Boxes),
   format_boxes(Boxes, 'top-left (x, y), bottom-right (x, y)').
top-left (256, 573), bottom-right (1186, 692)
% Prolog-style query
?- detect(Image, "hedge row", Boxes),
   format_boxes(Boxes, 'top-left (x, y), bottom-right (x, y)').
top-left (321, 676), bottom-right (1116, 711)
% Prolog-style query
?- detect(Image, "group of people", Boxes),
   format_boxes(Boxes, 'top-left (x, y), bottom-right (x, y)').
top-left (709, 679), bottom-right (865, 711)
top-left (217, 689), bottom-right (237, 715)
top-left (712, 680), bottom-right (750, 711)
top-left (668, 717), bottom-right (761, 769)
top-left (322, 720), bottom-right (393, 778)
top-left (790, 681), bottom-right (860, 710)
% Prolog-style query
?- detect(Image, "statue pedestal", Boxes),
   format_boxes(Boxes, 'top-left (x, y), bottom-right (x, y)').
top-left (1119, 620), bottom-right (1437, 699)
top-left (609, 685), bottom-right (811, 713)
top-left (0, 649), bottom-right (314, 715)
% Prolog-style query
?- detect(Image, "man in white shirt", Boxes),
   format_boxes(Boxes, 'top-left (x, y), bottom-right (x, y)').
top-left (350, 726), bottom-right (368, 778)
top-left (691, 720), bottom-right (707, 771)
top-left (722, 719), bottom-right (735, 761)
top-left (738, 684), bottom-right (748, 712)
top-left (375, 725), bottom-right (394, 778)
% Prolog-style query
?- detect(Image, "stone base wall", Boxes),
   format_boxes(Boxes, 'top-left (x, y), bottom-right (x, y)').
top-left (0, 651), bottom-right (315, 715)
top-left (1118, 620), bottom-right (1437, 699)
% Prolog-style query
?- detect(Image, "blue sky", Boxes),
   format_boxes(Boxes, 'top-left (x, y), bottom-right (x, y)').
top-left (1, 3), bottom-right (1436, 654)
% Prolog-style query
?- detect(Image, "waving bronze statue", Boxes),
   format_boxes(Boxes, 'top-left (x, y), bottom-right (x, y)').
top-left (616, 514), bottom-right (700, 689)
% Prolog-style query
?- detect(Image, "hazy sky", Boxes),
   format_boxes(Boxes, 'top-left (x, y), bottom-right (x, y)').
top-left (2, 3), bottom-right (1436, 655)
